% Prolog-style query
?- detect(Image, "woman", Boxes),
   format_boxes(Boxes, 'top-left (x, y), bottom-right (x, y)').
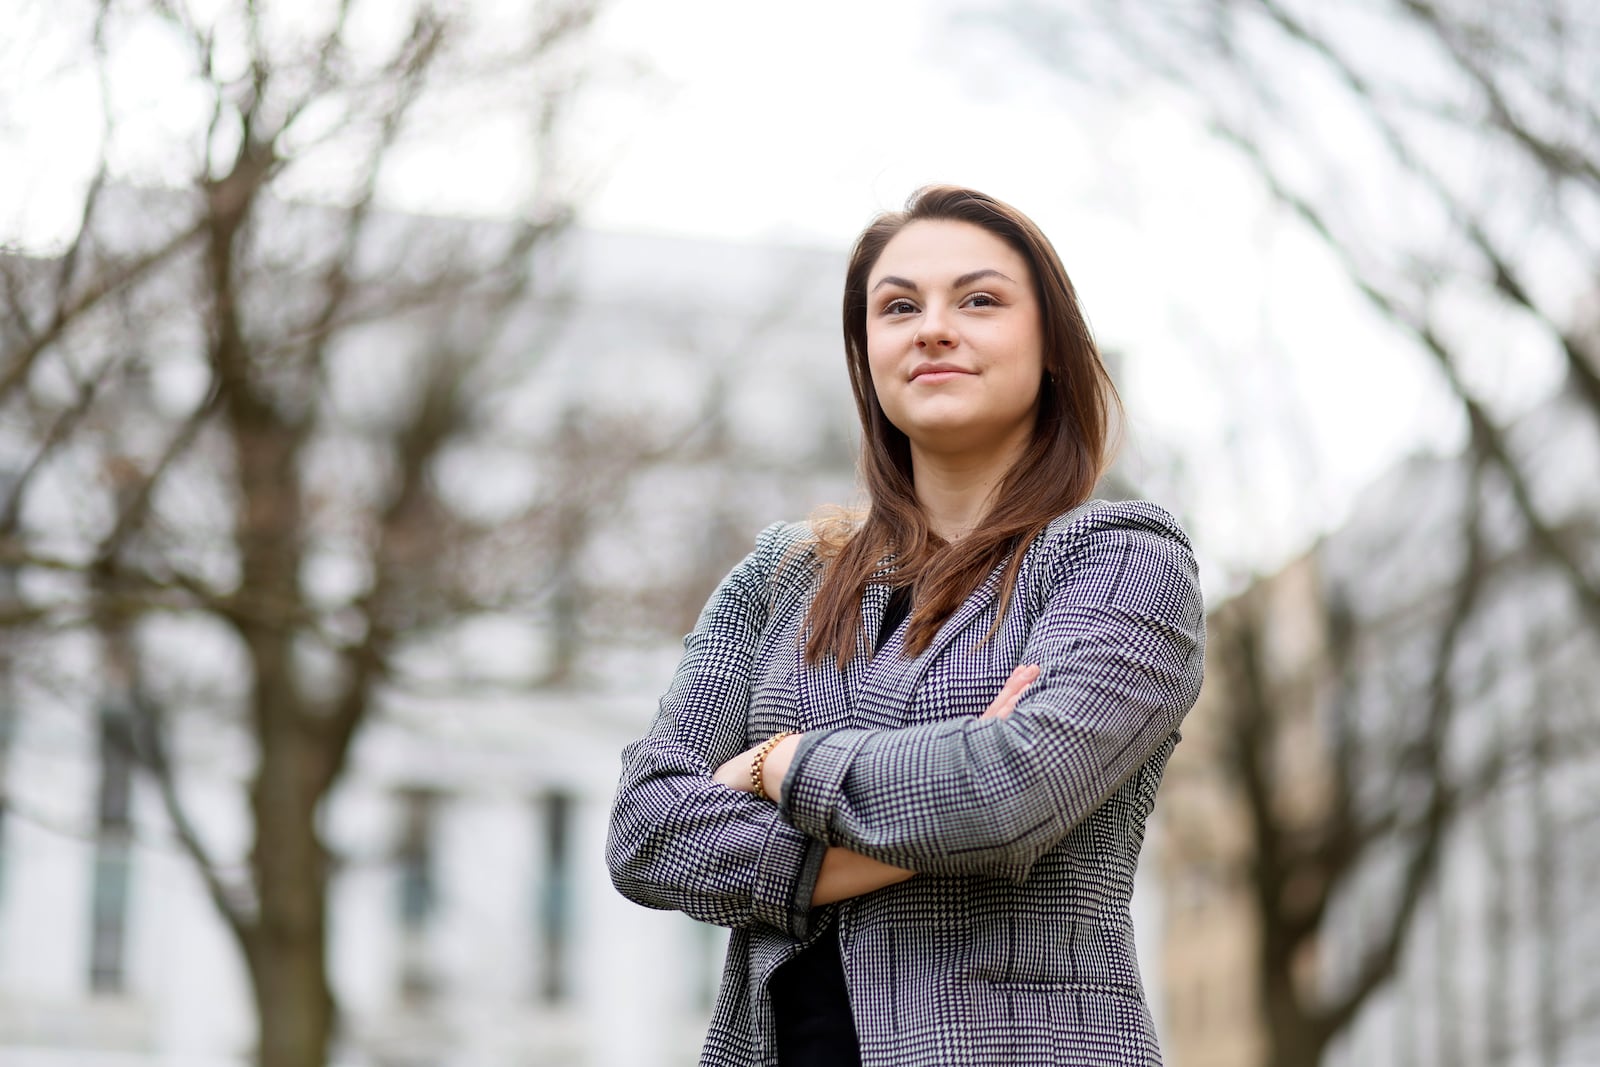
top-left (606, 186), bottom-right (1205, 1066)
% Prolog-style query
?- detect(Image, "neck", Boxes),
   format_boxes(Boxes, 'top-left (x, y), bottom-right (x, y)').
top-left (909, 429), bottom-right (1031, 543)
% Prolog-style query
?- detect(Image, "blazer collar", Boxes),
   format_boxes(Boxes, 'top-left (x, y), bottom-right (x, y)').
top-left (794, 557), bottom-right (1009, 731)
top-left (793, 571), bottom-right (892, 733)
top-left (855, 560), bottom-right (1008, 725)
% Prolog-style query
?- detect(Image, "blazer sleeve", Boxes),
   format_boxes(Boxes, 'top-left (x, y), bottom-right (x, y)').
top-left (777, 500), bottom-right (1205, 886)
top-left (605, 522), bottom-right (829, 937)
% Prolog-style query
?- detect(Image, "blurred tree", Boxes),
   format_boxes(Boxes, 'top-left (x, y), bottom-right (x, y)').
top-left (0, 2), bottom-right (613, 1066)
top-left (992, 1), bottom-right (1600, 1064)
top-left (1169, 451), bottom-right (1498, 1067)
top-left (1002, 0), bottom-right (1600, 610)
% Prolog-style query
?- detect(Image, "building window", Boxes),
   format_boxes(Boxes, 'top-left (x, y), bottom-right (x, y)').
top-left (90, 708), bottom-right (135, 995)
top-left (395, 787), bottom-right (439, 1001)
top-left (90, 847), bottom-right (132, 994)
top-left (535, 789), bottom-right (574, 1004)
top-left (0, 506), bottom-right (13, 911)
top-left (0, 694), bottom-right (15, 908)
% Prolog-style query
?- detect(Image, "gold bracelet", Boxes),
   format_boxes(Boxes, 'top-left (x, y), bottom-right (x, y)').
top-left (750, 731), bottom-right (796, 800)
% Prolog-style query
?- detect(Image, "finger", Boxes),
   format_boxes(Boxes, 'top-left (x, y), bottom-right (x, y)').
top-left (1006, 663), bottom-right (1041, 700)
top-left (993, 690), bottom-right (1026, 720)
top-left (981, 664), bottom-right (1040, 719)
top-left (980, 670), bottom-right (1028, 719)
top-left (997, 663), bottom-right (1038, 703)
top-left (1002, 665), bottom-right (1042, 714)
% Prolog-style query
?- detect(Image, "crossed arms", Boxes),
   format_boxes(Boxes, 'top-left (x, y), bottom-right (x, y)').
top-left (604, 502), bottom-right (1205, 938)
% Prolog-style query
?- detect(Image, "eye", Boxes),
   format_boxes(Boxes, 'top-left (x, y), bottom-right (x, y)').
top-left (963, 292), bottom-right (1002, 308)
top-left (882, 298), bottom-right (918, 315)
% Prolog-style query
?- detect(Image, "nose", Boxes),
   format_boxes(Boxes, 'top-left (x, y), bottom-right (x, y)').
top-left (914, 308), bottom-right (957, 349)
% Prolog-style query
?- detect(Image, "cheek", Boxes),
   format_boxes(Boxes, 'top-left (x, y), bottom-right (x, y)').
top-left (864, 335), bottom-right (898, 395)
top-left (999, 340), bottom-right (1045, 412)
top-left (1009, 328), bottom-right (1046, 389)
top-left (867, 367), bottom-right (903, 424)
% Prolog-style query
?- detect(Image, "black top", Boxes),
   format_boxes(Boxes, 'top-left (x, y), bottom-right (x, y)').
top-left (770, 586), bottom-right (912, 1067)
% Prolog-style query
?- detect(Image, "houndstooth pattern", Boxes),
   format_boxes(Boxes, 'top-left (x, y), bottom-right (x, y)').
top-left (605, 499), bottom-right (1206, 1066)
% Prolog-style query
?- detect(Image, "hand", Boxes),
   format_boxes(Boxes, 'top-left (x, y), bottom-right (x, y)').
top-left (980, 664), bottom-right (1040, 720)
top-left (712, 745), bottom-right (758, 792)
top-left (713, 733), bottom-right (803, 801)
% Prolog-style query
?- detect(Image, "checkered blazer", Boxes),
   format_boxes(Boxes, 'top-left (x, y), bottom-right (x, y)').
top-left (606, 499), bottom-right (1205, 1066)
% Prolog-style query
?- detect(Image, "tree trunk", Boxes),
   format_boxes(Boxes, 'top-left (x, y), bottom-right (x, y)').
top-left (208, 144), bottom-right (338, 1065)
top-left (1261, 933), bottom-right (1331, 1067)
top-left (235, 466), bottom-right (334, 1067)
top-left (248, 725), bottom-right (335, 1067)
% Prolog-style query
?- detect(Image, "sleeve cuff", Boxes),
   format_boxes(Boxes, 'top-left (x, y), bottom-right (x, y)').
top-left (750, 811), bottom-right (829, 938)
top-left (778, 727), bottom-right (873, 842)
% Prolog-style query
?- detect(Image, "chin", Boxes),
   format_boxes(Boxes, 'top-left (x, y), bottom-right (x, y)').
top-left (905, 424), bottom-right (1005, 457)
top-left (896, 408), bottom-right (1038, 459)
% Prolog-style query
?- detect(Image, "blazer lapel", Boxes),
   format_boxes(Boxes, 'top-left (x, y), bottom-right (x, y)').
top-left (856, 558), bottom-right (1009, 724)
top-left (794, 574), bottom-right (894, 732)
top-left (873, 511), bottom-right (1097, 712)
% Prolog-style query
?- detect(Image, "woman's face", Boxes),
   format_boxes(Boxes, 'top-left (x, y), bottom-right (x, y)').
top-left (864, 219), bottom-right (1044, 462)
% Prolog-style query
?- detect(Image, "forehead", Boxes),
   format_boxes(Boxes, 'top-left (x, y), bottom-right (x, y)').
top-left (869, 219), bottom-right (1031, 285)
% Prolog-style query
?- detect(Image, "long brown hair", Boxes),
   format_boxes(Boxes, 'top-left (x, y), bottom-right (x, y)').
top-left (805, 185), bottom-right (1121, 668)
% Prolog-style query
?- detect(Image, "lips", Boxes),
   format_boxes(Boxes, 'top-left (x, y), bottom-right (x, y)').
top-left (909, 362), bottom-right (975, 381)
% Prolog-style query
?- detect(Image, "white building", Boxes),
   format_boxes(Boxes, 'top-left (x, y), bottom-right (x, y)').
top-left (1318, 382), bottom-right (1600, 1067)
top-left (0, 203), bottom-right (1166, 1067)
top-left (0, 211), bottom-right (856, 1067)
top-left (1155, 378), bottom-right (1600, 1067)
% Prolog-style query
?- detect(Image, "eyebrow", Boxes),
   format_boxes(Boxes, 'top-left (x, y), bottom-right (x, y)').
top-left (870, 268), bottom-right (1017, 293)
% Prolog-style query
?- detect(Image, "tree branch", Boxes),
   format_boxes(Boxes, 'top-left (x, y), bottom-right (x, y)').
top-left (1319, 448), bottom-right (1490, 1033)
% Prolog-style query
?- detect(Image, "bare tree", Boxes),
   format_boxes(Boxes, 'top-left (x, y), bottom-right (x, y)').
top-left (0, 3), bottom-right (614, 1066)
top-left (1165, 443), bottom-right (1600, 1066)
top-left (1183, 452), bottom-right (1492, 1067)
top-left (982, 1), bottom-right (1600, 1063)
top-left (997, 0), bottom-right (1600, 616)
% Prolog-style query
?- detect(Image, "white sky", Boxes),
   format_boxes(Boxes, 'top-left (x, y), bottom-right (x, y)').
top-left (567, 0), bottom-right (1463, 587)
top-left (1, 0), bottom-right (1471, 591)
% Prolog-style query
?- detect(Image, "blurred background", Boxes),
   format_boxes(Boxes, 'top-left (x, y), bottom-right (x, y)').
top-left (0, 1), bottom-right (1596, 1065)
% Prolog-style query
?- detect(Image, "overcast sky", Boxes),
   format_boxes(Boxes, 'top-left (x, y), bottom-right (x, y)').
top-left (1, 0), bottom-right (1469, 589)
top-left (566, 0), bottom-right (1461, 583)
